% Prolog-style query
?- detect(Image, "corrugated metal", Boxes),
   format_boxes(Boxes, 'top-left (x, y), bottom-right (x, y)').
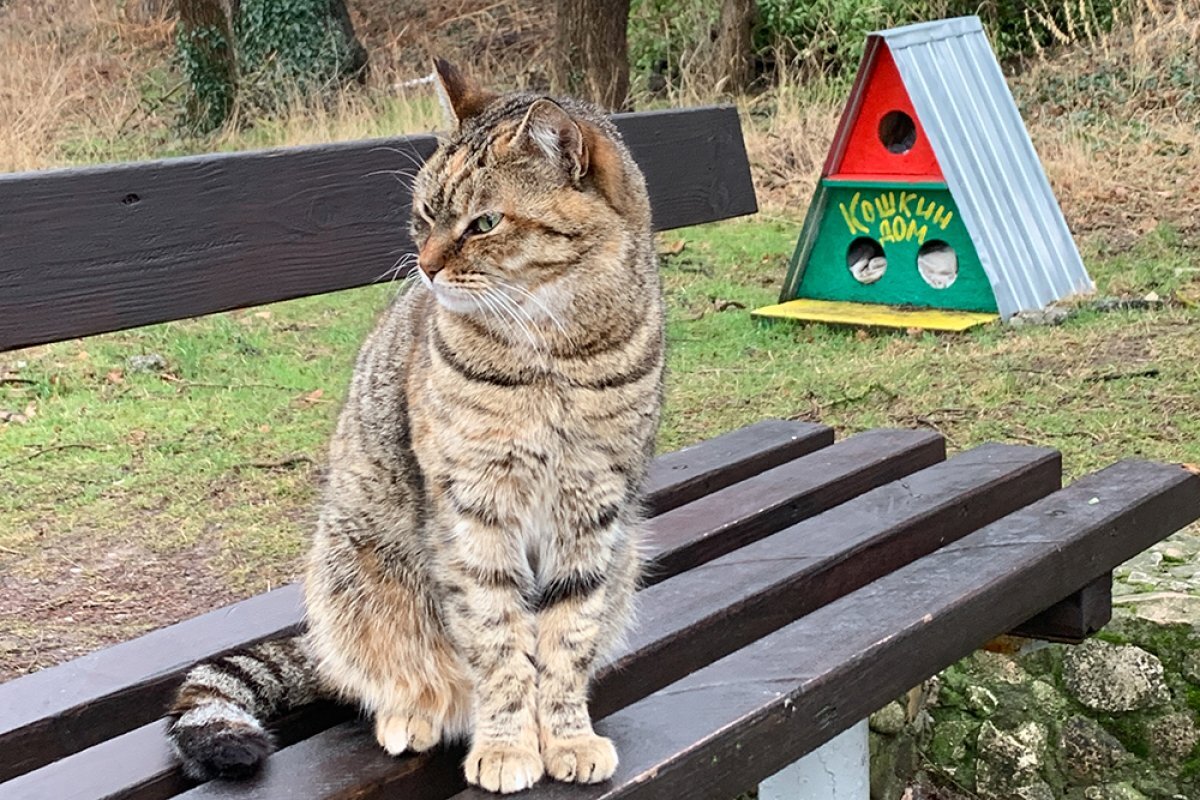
top-left (878, 16), bottom-right (1093, 318)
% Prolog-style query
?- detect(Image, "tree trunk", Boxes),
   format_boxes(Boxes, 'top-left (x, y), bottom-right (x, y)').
top-left (551, 0), bottom-right (631, 111)
top-left (176, 0), bottom-right (237, 130)
top-left (176, 0), bottom-right (368, 130)
top-left (714, 0), bottom-right (757, 94)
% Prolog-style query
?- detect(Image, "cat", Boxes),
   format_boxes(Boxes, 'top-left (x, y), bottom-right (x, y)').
top-left (167, 60), bottom-right (665, 795)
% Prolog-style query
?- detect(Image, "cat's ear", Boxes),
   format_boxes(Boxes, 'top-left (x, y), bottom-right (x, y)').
top-left (513, 99), bottom-right (589, 181)
top-left (432, 59), bottom-right (496, 127)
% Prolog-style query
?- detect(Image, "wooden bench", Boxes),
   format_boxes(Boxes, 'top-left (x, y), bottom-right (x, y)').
top-left (2, 106), bottom-right (1199, 800)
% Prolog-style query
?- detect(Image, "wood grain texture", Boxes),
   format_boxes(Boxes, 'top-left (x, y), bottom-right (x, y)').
top-left (170, 441), bottom-right (1056, 800)
top-left (473, 461), bottom-right (1200, 800)
top-left (10, 427), bottom-right (944, 800)
top-left (0, 418), bottom-right (806, 783)
top-left (0, 106), bottom-right (757, 352)
top-left (643, 427), bottom-right (945, 579)
top-left (643, 419), bottom-right (832, 515)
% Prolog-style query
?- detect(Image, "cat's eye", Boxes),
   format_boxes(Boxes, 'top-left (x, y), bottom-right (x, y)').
top-left (468, 212), bottom-right (502, 235)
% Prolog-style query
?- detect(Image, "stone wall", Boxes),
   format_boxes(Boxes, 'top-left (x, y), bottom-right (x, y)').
top-left (870, 534), bottom-right (1200, 800)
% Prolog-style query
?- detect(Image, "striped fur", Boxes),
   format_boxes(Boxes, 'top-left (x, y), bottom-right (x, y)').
top-left (168, 61), bottom-right (663, 793)
top-left (167, 638), bottom-right (318, 780)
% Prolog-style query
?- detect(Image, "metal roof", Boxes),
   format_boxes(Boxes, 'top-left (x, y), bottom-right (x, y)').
top-left (867, 16), bottom-right (1093, 318)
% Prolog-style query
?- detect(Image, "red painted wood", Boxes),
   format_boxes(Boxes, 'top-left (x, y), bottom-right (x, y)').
top-left (831, 45), bottom-right (943, 179)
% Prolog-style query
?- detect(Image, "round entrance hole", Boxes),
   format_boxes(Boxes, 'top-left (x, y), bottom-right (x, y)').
top-left (847, 237), bottom-right (887, 284)
top-left (918, 240), bottom-right (958, 289)
top-left (878, 111), bottom-right (917, 154)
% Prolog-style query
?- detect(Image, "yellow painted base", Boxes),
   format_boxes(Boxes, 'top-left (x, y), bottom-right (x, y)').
top-left (752, 299), bottom-right (999, 332)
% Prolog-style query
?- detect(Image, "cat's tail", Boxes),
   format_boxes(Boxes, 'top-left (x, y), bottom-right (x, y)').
top-left (166, 636), bottom-right (321, 781)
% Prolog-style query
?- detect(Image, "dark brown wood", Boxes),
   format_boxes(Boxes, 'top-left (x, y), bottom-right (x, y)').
top-left (1011, 572), bottom-right (1113, 643)
top-left (472, 462), bottom-right (1200, 800)
top-left (0, 107), bottom-right (757, 353)
top-left (2, 427), bottom-right (944, 799)
top-left (169, 442), bottom-right (1057, 800)
top-left (644, 427), bottom-right (944, 579)
top-left (0, 418), bottom-right (814, 782)
top-left (643, 419), bottom-right (832, 514)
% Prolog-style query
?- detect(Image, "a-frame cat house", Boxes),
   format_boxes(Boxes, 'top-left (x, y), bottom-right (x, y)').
top-left (754, 16), bottom-right (1093, 331)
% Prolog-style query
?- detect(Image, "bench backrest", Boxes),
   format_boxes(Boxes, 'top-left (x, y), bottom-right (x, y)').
top-left (0, 107), bottom-right (756, 353)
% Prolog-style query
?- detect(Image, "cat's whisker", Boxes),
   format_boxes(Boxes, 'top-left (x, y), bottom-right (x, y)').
top-left (494, 279), bottom-right (570, 338)
top-left (374, 253), bottom-right (418, 285)
top-left (479, 290), bottom-right (529, 349)
top-left (485, 288), bottom-right (539, 350)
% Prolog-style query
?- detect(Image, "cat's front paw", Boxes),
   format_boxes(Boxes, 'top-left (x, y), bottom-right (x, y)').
top-left (374, 712), bottom-right (442, 755)
top-left (464, 741), bottom-right (544, 794)
top-left (542, 734), bottom-right (618, 784)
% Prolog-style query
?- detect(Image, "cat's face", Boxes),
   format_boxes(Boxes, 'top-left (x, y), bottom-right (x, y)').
top-left (409, 62), bottom-right (640, 327)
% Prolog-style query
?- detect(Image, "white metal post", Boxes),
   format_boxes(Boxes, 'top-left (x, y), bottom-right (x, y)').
top-left (758, 719), bottom-right (870, 800)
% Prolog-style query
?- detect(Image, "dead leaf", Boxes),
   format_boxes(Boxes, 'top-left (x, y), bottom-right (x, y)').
top-left (106, 369), bottom-right (124, 384)
top-left (299, 389), bottom-right (325, 406)
top-left (658, 239), bottom-right (686, 256)
top-left (128, 429), bottom-right (147, 444)
top-left (712, 298), bottom-right (746, 312)
top-left (1182, 463), bottom-right (1200, 476)
top-left (855, 329), bottom-right (870, 342)
top-left (254, 310), bottom-right (272, 320)
top-left (76, 350), bottom-right (90, 361)
top-left (259, 424), bottom-right (272, 433)
top-left (0, 409), bottom-right (28, 424)
top-left (906, 327), bottom-right (925, 337)
top-left (23, 402), bottom-right (36, 420)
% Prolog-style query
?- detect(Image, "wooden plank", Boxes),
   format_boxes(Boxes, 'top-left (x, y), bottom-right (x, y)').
top-left (0, 419), bottom-right (825, 781)
top-left (0, 106), bottom-right (757, 352)
top-left (752, 298), bottom-right (999, 331)
top-left (4, 428), bottom-right (947, 799)
top-left (0, 419), bottom-right (822, 781)
top-left (482, 461), bottom-right (1200, 800)
top-left (643, 420), bottom-right (832, 515)
top-left (167, 441), bottom-right (1057, 800)
top-left (1010, 572), bottom-right (1112, 643)
top-left (642, 428), bottom-right (945, 580)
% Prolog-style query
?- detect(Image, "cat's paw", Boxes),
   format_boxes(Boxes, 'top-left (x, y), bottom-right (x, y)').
top-left (374, 712), bottom-right (442, 755)
top-left (542, 734), bottom-right (618, 784)
top-left (464, 741), bottom-right (544, 794)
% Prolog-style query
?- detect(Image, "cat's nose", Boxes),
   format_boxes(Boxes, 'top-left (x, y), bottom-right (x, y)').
top-left (418, 238), bottom-right (449, 279)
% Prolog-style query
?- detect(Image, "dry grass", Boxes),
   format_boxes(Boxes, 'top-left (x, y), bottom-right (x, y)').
top-left (0, 0), bottom-right (160, 172)
top-left (1018, 0), bottom-right (1200, 243)
top-left (1, 0), bottom-right (1197, 250)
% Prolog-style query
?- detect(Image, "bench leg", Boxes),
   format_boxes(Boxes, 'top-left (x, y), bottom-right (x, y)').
top-left (758, 718), bottom-right (869, 800)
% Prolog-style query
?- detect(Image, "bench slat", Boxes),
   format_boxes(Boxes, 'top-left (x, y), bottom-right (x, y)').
top-left (1, 427), bottom-right (943, 800)
top-left (481, 461), bottom-right (1200, 800)
top-left (167, 442), bottom-right (1059, 800)
top-left (0, 419), bottom-right (826, 783)
top-left (0, 106), bottom-right (757, 352)
top-left (1010, 572), bottom-right (1112, 643)
top-left (644, 428), bottom-right (943, 578)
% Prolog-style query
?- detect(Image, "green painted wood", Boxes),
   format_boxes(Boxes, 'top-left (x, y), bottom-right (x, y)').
top-left (798, 183), bottom-right (994, 311)
top-left (791, 181), bottom-right (998, 313)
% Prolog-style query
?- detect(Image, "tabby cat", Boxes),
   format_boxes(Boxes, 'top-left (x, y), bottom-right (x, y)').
top-left (167, 60), bottom-right (665, 794)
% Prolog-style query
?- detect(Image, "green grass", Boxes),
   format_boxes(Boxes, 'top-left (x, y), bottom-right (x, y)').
top-left (2, 217), bottom-right (1199, 671)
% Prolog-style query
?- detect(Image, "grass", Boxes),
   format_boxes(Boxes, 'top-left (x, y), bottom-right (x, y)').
top-left (3, 215), bottom-right (1199, 676)
top-left (1, 0), bottom-right (1199, 684)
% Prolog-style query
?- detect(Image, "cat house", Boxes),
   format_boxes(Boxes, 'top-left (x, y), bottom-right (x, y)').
top-left (754, 16), bottom-right (1093, 331)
